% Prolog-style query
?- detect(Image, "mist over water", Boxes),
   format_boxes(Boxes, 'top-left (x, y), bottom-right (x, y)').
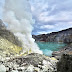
top-left (3, 0), bottom-right (42, 54)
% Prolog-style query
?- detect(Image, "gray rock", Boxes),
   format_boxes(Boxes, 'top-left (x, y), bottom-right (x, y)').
top-left (11, 70), bottom-right (18, 72)
top-left (57, 53), bottom-right (72, 72)
top-left (3, 53), bottom-right (58, 72)
top-left (0, 64), bottom-right (6, 72)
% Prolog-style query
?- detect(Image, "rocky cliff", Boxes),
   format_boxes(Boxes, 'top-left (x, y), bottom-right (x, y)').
top-left (33, 28), bottom-right (72, 43)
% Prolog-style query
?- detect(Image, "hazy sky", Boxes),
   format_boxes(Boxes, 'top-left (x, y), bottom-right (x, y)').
top-left (0, 0), bottom-right (72, 35)
top-left (0, 0), bottom-right (4, 18)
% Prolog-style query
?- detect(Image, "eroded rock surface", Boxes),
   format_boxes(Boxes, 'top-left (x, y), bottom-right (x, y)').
top-left (1, 53), bottom-right (58, 72)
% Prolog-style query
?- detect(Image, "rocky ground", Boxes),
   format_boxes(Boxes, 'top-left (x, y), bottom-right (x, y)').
top-left (0, 53), bottom-right (58, 72)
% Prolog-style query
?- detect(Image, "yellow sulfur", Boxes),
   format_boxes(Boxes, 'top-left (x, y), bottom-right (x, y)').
top-left (0, 36), bottom-right (22, 55)
top-left (20, 48), bottom-right (32, 56)
top-left (51, 57), bottom-right (57, 60)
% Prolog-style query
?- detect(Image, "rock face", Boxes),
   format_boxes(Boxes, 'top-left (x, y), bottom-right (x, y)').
top-left (57, 53), bottom-right (72, 72)
top-left (1, 53), bottom-right (58, 72)
top-left (0, 19), bottom-right (22, 59)
top-left (0, 19), bottom-right (22, 47)
top-left (33, 28), bottom-right (72, 43)
top-left (0, 36), bottom-right (22, 58)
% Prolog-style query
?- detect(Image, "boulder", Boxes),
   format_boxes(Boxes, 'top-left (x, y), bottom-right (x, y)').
top-left (0, 64), bottom-right (6, 72)
top-left (57, 53), bottom-right (72, 72)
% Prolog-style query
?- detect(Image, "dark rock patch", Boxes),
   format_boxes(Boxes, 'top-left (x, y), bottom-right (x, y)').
top-left (57, 53), bottom-right (72, 72)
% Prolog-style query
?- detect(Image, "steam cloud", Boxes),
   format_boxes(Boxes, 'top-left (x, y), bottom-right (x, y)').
top-left (3, 0), bottom-right (42, 54)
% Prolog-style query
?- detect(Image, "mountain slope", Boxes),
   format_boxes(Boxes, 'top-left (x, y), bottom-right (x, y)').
top-left (33, 28), bottom-right (72, 43)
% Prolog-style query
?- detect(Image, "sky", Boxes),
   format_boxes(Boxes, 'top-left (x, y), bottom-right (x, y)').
top-left (29, 0), bottom-right (72, 35)
top-left (0, 0), bottom-right (4, 18)
top-left (0, 0), bottom-right (72, 35)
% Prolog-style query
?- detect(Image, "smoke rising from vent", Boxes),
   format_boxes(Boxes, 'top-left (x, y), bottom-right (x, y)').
top-left (3, 0), bottom-right (42, 54)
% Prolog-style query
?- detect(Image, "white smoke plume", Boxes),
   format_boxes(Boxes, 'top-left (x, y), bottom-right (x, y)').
top-left (3, 0), bottom-right (42, 54)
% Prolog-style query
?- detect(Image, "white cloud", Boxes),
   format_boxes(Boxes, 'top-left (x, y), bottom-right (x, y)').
top-left (31, 5), bottom-right (35, 12)
top-left (29, 0), bottom-right (72, 35)
top-left (39, 11), bottom-right (72, 22)
top-left (55, 22), bottom-right (72, 30)
top-left (36, 22), bottom-right (72, 35)
top-left (37, 31), bottom-right (50, 35)
top-left (68, 21), bottom-right (72, 24)
top-left (40, 25), bottom-right (54, 29)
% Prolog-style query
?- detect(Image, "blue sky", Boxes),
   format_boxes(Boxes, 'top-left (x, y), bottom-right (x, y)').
top-left (0, 0), bottom-right (72, 35)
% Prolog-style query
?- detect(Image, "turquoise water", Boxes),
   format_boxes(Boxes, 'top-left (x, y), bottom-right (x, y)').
top-left (36, 42), bottom-right (66, 56)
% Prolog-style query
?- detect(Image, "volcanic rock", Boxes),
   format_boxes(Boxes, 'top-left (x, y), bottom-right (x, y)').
top-left (57, 53), bottom-right (72, 72)
top-left (2, 53), bottom-right (58, 72)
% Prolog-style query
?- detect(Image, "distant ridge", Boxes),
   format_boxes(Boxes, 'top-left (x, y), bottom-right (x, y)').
top-left (33, 27), bottom-right (72, 43)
